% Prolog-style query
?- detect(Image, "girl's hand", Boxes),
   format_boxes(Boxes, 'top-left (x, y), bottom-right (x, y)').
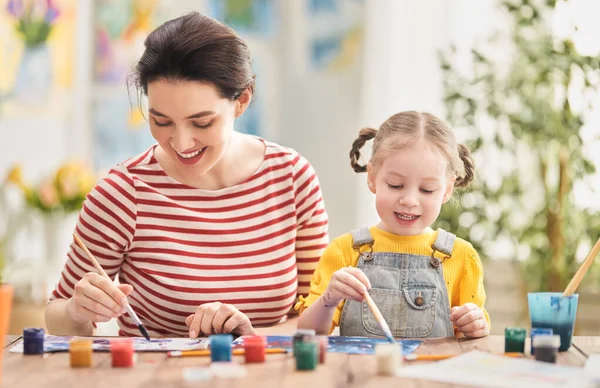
top-left (320, 267), bottom-right (371, 308)
top-left (185, 302), bottom-right (255, 338)
top-left (449, 303), bottom-right (489, 338)
top-left (67, 272), bottom-right (133, 323)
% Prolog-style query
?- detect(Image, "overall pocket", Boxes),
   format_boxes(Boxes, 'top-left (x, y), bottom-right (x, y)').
top-left (401, 286), bottom-right (437, 337)
top-left (361, 288), bottom-right (402, 337)
top-left (360, 286), bottom-right (438, 338)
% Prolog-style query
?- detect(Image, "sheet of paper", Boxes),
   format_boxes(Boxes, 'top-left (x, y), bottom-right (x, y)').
top-left (233, 335), bottom-right (421, 355)
top-left (396, 351), bottom-right (595, 388)
top-left (9, 335), bottom-right (209, 353)
top-left (584, 355), bottom-right (600, 383)
top-left (10, 334), bottom-right (420, 355)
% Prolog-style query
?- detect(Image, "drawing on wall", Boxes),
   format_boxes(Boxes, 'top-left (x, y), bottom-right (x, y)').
top-left (0, 0), bottom-right (76, 105)
top-left (92, 0), bottom-right (158, 171)
top-left (306, 0), bottom-right (364, 72)
top-left (209, 0), bottom-right (276, 37)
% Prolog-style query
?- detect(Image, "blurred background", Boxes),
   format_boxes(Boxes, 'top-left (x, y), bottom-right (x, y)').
top-left (0, 0), bottom-right (599, 336)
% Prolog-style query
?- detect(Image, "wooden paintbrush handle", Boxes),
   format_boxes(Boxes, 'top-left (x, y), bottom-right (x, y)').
top-left (73, 234), bottom-right (110, 279)
top-left (563, 237), bottom-right (600, 296)
top-left (363, 292), bottom-right (383, 321)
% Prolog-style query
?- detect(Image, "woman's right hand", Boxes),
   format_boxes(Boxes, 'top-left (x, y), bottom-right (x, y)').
top-left (66, 272), bottom-right (133, 323)
top-left (320, 267), bottom-right (372, 308)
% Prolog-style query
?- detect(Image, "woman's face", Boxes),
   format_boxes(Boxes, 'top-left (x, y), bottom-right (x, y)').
top-left (147, 79), bottom-right (248, 175)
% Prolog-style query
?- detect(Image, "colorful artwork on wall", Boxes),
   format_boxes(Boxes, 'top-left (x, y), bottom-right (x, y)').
top-left (0, 0), bottom-right (76, 105)
top-left (92, 0), bottom-right (158, 171)
top-left (306, 0), bottom-right (364, 72)
top-left (209, 0), bottom-right (276, 37)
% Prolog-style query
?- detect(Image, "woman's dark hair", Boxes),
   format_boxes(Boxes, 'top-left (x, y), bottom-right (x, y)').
top-left (130, 12), bottom-right (255, 100)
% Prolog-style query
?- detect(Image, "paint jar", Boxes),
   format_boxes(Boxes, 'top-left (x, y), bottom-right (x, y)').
top-left (292, 329), bottom-right (316, 357)
top-left (374, 343), bottom-right (402, 376)
top-left (530, 328), bottom-right (553, 355)
top-left (22, 328), bottom-right (44, 355)
top-left (70, 339), bottom-right (93, 367)
top-left (307, 335), bottom-right (329, 364)
top-left (243, 335), bottom-right (266, 363)
top-left (209, 334), bottom-right (233, 362)
top-left (111, 339), bottom-right (135, 367)
top-left (533, 334), bottom-right (561, 363)
top-left (528, 292), bottom-right (578, 351)
top-left (295, 341), bottom-right (318, 371)
top-left (504, 327), bottom-right (526, 353)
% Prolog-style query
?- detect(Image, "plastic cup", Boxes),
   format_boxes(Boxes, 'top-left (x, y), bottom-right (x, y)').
top-left (528, 292), bottom-right (578, 352)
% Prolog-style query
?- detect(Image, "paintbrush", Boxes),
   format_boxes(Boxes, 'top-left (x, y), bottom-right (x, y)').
top-left (563, 236), bottom-right (600, 296)
top-left (363, 291), bottom-right (395, 343)
top-left (73, 233), bottom-right (151, 341)
top-left (403, 352), bottom-right (525, 361)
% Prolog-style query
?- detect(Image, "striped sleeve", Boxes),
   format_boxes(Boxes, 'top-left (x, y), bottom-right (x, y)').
top-left (49, 166), bottom-right (138, 301)
top-left (292, 153), bottom-right (329, 298)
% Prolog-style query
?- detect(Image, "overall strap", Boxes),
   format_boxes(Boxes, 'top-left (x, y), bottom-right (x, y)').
top-left (351, 227), bottom-right (374, 248)
top-left (432, 228), bottom-right (456, 257)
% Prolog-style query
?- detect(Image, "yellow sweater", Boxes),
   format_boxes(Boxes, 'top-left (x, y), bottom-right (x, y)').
top-left (296, 227), bottom-right (490, 332)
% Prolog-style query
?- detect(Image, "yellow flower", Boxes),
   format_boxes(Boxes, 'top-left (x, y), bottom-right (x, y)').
top-left (55, 162), bottom-right (95, 200)
top-left (4, 165), bottom-right (30, 194)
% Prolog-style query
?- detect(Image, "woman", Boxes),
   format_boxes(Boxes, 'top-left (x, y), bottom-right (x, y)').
top-left (45, 12), bottom-right (329, 338)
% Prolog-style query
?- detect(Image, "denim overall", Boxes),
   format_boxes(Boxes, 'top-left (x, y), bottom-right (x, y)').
top-left (339, 228), bottom-right (456, 338)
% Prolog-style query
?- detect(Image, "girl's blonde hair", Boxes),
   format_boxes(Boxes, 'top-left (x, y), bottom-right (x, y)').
top-left (349, 111), bottom-right (474, 188)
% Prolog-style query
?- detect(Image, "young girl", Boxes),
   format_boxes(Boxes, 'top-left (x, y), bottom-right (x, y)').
top-left (45, 12), bottom-right (329, 338)
top-left (296, 111), bottom-right (490, 338)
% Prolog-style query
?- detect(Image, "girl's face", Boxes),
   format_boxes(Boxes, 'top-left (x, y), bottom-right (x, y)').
top-left (367, 138), bottom-right (455, 236)
top-left (147, 79), bottom-right (249, 177)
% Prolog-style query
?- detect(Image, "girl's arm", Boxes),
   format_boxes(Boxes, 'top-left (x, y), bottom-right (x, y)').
top-left (297, 264), bottom-right (371, 334)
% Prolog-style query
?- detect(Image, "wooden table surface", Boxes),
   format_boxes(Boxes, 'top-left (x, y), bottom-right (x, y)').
top-left (1, 334), bottom-right (596, 388)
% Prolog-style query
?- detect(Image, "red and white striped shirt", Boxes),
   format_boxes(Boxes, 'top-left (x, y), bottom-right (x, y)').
top-left (50, 139), bottom-right (329, 337)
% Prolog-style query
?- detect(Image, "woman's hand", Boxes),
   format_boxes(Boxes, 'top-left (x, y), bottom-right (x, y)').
top-left (319, 267), bottom-right (372, 308)
top-left (450, 303), bottom-right (489, 338)
top-left (185, 302), bottom-right (255, 338)
top-left (66, 272), bottom-right (133, 323)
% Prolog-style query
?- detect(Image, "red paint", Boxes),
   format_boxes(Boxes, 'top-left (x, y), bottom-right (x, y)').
top-left (318, 339), bottom-right (327, 364)
top-left (111, 339), bottom-right (135, 367)
top-left (312, 336), bottom-right (328, 364)
top-left (243, 335), bottom-right (266, 363)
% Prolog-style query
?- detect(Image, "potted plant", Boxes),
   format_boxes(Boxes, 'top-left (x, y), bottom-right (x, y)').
top-left (437, 0), bottom-right (600, 298)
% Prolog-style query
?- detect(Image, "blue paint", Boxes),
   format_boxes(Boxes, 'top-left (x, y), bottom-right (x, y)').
top-left (530, 328), bottom-right (553, 355)
top-left (23, 328), bottom-right (44, 355)
top-left (209, 334), bottom-right (233, 362)
top-left (528, 292), bottom-right (578, 351)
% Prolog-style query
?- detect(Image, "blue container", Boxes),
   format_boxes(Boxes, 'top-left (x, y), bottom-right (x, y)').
top-left (209, 334), bottom-right (233, 362)
top-left (530, 327), bottom-right (553, 355)
top-left (23, 328), bottom-right (44, 355)
top-left (528, 292), bottom-right (578, 352)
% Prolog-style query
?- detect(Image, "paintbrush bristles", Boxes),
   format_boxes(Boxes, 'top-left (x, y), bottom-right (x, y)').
top-left (563, 237), bottom-right (600, 296)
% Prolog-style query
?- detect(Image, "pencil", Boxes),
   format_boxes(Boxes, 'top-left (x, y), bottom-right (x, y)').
top-left (363, 291), bottom-right (395, 344)
top-left (167, 347), bottom-right (288, 357)
top-left (73, 233), bottom-right (151, 341)
top-left (404, 352), bottom-right (525, 361)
